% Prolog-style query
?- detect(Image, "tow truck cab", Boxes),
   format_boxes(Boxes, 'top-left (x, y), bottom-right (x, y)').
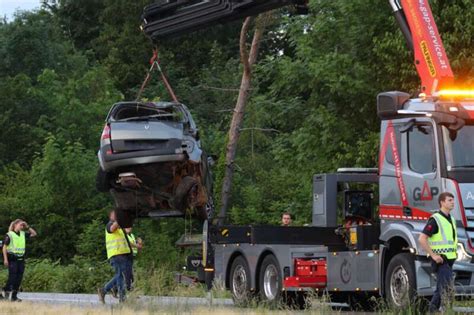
top-left (377, 90), bottom-right (474, 297)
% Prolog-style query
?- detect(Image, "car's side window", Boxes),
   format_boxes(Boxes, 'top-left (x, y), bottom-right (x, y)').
top-left (408, 124), bottom-right (436, 174)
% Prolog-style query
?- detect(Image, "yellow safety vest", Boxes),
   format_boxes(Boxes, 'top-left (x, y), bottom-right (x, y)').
top-left (127, 233), bottom-right (138, 256)
top-left (428, 212), bottom-right (457, 260)
top-left (105, 227), bottom-right (131, 259)
top-left (6, 231), bottom-right (26, 257)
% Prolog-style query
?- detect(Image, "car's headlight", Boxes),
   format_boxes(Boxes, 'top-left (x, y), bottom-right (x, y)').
top-left (456, 242), bottom-right (473, 263)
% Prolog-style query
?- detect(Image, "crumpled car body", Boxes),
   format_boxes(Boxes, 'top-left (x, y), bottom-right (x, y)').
top-left (97, 101), bottom-right (214, 227)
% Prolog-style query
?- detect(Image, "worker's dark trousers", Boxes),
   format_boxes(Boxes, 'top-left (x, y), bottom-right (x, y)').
top-left (429, 261), bottom-right (454, 312)
top-left (112, 256), bottom-right (134, 292)
top-left (124, 256), bottom-right (134, 291)
top-left (4, 258), bottom-right (25, 298)
top-left (104, 255), bottom-right (128, 302)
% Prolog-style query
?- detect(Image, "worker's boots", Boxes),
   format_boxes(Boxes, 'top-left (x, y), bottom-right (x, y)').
top-left (11, 291), bottom-right (21, 302)
top-left (97, 288), bottom-right (106, 304)
top-left (1, 291), bottom-right (11, 300)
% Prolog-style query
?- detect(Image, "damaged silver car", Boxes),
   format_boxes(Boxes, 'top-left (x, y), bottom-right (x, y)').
top-left (96, 101), bottom-right (214, 227)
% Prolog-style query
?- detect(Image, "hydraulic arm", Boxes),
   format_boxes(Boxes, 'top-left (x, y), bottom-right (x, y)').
top-left (141, 0), bottom-right (308, 39)
top-left (142, 0), bottom-right (461, 96)
top-left (389, 0), bottom-right (454, 95)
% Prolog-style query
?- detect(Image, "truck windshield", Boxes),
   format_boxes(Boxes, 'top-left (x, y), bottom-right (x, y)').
top-left (443, 125), bottom-right (474, 170)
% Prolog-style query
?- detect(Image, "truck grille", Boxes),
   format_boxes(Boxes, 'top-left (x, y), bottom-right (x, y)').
top-left (454, 271), bottom-right (472, 286)
top-left (464, 207), bottom-right (474, 245)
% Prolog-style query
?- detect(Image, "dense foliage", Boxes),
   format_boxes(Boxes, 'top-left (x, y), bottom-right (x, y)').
top-left (0, 0), bottom-right (472, 293)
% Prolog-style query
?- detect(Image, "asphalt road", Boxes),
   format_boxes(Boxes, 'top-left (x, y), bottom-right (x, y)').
top-left (16, 292), bottom-right (474, 313)
top-left (19, 292), bottom-right (233, 307)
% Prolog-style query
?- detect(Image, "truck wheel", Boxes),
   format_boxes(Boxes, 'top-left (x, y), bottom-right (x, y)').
top-left (259, 254), bottom-right (282, 307)
top-left (385, 253), bottom-right (416, 309)
top-left (229, 256), bottom-right (252, 306)
top-left (96, 168), bottom-right (111, 192)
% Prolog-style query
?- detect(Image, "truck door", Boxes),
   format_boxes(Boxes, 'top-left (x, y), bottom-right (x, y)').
top-left (402, 119), bottom-right (441, 218)
top-left (379, 118), bottom-right (441, 220)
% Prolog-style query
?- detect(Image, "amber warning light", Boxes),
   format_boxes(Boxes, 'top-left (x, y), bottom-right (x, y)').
top-left (435, 89), bottom-right (474, 99)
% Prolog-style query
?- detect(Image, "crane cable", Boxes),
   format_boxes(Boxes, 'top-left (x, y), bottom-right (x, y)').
top-left (136, 47), bottom-right (178, 103)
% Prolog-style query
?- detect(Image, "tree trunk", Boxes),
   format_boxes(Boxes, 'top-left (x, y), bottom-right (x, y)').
top-left (218, 15), bottom-right (268, 225)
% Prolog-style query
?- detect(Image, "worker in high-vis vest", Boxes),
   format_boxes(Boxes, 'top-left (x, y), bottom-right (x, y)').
top-left (109, 228), bottom-right (143, 297)
top-left (2, 219), bottom-right (37, 302)
top-left (98, 210), bottom-right (132, 303)
top-left (419, 192), bottom-right (457, 313)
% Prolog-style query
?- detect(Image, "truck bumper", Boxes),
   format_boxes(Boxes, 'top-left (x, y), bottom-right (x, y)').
top-left (416, 259), bottom-right (474, 297)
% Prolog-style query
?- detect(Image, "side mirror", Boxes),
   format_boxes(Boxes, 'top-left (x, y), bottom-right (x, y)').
top-left (189, 128), bottom-right (199, 140)
top-left (377, 91), bottom-right (411, 119)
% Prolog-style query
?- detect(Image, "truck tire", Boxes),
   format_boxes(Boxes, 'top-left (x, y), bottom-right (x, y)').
top-left (172, 176), bottom-right (198, 211)
top-left (259, 254), bottom-right (283, 307)
top-left (96, 168), bottom-right (111, 192)
top-left (385, 253), bottom-right (416, 309)
top-left (229, 256), bottom-right (252, 306)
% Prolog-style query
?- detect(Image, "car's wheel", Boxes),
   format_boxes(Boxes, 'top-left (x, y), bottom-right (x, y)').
top-left (172, 176), bottom-right (198, 211)
top-left (259, 254), bottom-right (283, 307)
top-left (229, 256), bottom-right (252, 307)
top-left (115, 209), bottom-right (135, 228)
top-left (96, 168), bottom-right (111, 192)
top-left (385, 253), bottom-right (417, 309)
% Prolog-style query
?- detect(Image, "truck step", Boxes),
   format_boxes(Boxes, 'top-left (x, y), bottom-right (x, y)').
top-left (174, 272), bottom-right (198, 286)
top-left (175, 233), bottom-right (203, 247)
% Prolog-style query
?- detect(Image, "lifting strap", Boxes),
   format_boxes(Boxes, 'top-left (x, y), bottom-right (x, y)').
top-left (136, 48), bottom-right (179, 103)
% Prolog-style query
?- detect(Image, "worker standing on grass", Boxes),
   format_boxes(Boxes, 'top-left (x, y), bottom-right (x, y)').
top-left (418, 192), bottom-right (457, 313)
top-left (2, 219), bottom-right (37, 302)
top-left (98, 210), bottom-right (132, 303)
top-left (111, 228), bottom-right (143, 297)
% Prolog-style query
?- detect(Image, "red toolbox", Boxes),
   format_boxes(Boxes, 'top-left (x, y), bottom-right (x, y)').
top-left (283, 258), bottom-right (327, 289)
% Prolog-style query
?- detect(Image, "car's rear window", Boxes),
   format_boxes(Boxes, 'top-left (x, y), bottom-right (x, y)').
top-left (111, 103), bottom-right (184, 122)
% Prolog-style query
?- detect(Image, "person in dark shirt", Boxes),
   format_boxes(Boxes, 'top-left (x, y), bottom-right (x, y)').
top-left (421, 211), bottom-right (456, 266)
top-left (419, 192), bottom-right (457, 313)
top-left (281, 212), bottom-right (292, 226)
top-left (2, 219), bottom-right (37, 301)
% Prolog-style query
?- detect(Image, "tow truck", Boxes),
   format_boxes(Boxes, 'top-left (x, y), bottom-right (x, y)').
top-left (141, 0), bottom-right (474, 308)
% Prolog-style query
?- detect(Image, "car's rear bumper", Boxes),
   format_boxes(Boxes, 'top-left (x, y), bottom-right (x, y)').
top-left (98, 145), bottom-right (186, 172)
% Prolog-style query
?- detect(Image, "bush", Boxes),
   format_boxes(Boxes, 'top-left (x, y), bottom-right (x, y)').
top-left (0, 256), bottom-right (205, 296)
top-left (0, 258), bottom-right (111, 293)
